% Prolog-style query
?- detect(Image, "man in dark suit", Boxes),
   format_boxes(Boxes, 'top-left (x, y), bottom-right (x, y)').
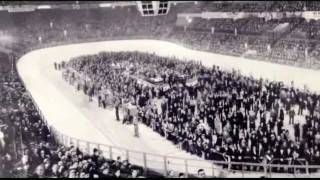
top-left (279, 107), bottom-right (284, 122)
top-left (289, 108), bottom-right (295, 125)
top-left (115, 99), bottom-right (120, 121)
top-left (54, 62), bottom-right (57, 70)
top-left (294, 123), bottom-right (300, 142)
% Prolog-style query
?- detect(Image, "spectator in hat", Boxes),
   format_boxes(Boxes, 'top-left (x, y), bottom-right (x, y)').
top-left (197, 169), bottom-right (206, 178)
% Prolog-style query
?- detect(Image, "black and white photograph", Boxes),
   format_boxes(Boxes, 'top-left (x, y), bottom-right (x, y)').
top-left (1, 0), bottom-right (320, 178)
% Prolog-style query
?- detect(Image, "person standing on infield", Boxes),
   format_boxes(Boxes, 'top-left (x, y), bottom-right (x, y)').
top-left (133, 117), bottom-right (139, 137)
top-left (115, 98), bottom-right (120, 121)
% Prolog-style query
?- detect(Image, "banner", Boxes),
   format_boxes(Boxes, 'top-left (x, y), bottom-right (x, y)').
top-left (178, 11), bottom-right (320, 21)
top-left (7, 6), bottom-right (35, 12)
top-left (246, 49), bottom-right (257, 55)
top-left (72, 4), bottom-right (80, 10)
top-left (303, 11), bottom-right (320, 21)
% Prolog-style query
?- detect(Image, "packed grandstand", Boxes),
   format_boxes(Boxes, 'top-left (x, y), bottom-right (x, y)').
top-left (1, 0), bottom-right (320, 178)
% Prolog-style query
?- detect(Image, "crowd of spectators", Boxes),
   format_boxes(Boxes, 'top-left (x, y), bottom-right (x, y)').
top-left (12, 144), bottom-right (149, 178)
top-left (0, 52), bottom-right (52, 177)
top-left (196, 1), bottom-right (320, 12)
top-left (178, 16), bottom-right (318, 66)
top-left (60, 52), bottom-right (201, 106)
top-left (0, 54), bottom-right (162, 178)
top-left (1, 3), bottom-right (320, 69)
top-left (58, 51), bottom-right (320, 174)
top-left (172, 15), bottom-right (320, 68)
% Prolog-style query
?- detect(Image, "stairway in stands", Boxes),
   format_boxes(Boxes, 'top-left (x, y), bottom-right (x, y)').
top-left (270, 18), bottom-right (304, 47)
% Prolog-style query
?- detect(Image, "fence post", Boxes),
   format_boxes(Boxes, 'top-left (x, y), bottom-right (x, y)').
top-left (269, 164), bottom-right (272, 178)
top-left (126, 149), bottom-right (130, 161)
top-left (65, 135), bottom-right (69, 146)
top-left (163, 156), bottom-right (168, 177)
top-left (59, 134), bottom-right (63, 145)
top-left (211, 162), bottom-right (215, 177)
top-left (143, 153), bottom-right (147, 176)
top-left (109, 146), bottom-right (113, 160)
top-left (263, 161), bottom-right (267, 177)
top-left (76, 139), bottom-right (80, 149)
top-left (241, 163), bottom-right (244, 178)
top-left (185, 159), bottom-right (189, 178)
top-left (70, 136), bottom-right (74, 146)
top-left (227, 157), bottom-right (231, 171)
top-left (61, 134), bottom-right (65, 146)
top-left (69, 137), bottom-right (73, 146)
top-left (86, 141), bottom-right (90, 154)
top-left (53, 129), bottom-right (58, 145)
top-left (306, 161), bottom-right (309, 175)
top-left (57, 133), bottom-right (61, 144)
top-left (60, 133), bottom-right (64, 145)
